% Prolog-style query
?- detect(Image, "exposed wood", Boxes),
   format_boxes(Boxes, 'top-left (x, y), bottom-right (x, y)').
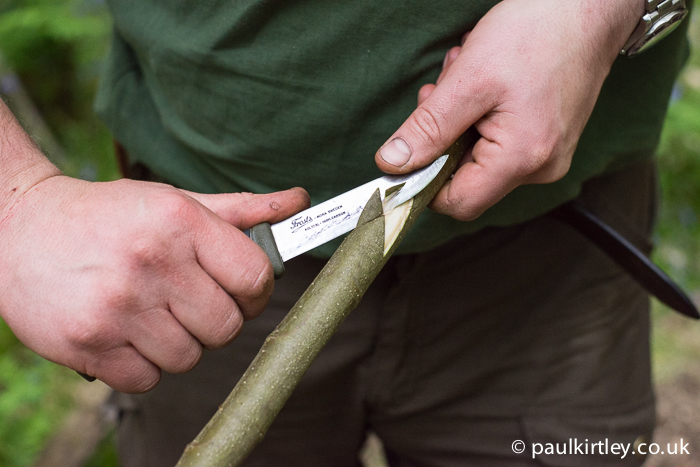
top-left (176, 133), bottom-right (473, 467)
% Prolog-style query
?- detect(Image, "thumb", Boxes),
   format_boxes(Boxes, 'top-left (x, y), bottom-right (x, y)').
top-left (181, 187), bottom-right (310, 229)
top-left (375, 51), bottom-right (486, 174)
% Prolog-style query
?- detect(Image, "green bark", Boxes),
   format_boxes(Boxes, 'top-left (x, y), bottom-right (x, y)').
top-left (176, 133), bottom-right (472, 467)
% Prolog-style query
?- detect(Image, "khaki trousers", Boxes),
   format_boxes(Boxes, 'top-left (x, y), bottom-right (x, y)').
top-left (113, 160), bottom-right (657, 467)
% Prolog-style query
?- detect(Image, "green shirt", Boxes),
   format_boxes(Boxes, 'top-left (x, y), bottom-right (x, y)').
top-left (95, 1), bottom-right (689, 257)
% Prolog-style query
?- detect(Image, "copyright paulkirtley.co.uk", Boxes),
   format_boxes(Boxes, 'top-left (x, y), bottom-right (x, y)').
top-left (511, 438), bottom-right (690, 460)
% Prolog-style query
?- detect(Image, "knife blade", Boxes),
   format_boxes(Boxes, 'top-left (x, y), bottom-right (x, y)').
top-left (246, 155), bottom-right (449, 278)
top-left (75, 155), bottom-right (448, 383)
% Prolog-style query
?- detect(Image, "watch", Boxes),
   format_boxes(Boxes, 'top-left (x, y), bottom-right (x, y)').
top-left (621, 0), bottom-right (688, 56)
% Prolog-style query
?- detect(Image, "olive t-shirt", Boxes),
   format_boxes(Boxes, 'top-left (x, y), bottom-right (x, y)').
top-left (95, 1), bottom-right (689, 257)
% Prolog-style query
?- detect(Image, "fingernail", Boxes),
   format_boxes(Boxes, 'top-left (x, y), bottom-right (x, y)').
top-left (380, 138), bottom-right (412, 167)
top-left (443, 51), bottom-right (450, 68)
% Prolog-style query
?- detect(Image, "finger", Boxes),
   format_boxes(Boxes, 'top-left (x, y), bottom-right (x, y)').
top-left (126, 307), bottom-right (203, 375)
top-left (168, 267), bottom-right (244, 349)
top-left (436, 46), bottom-right (461, 86)
top-left (429, 136), bottom-right (523, 221)
top-left (85, 346), bottom-right (161, 394)
top-left (375, 45), bottom-right (492, 173)
top-left (182, 187), bottom-right (310, 229)
top-left (418, 46), bottom-right (461, 106)
top-left (193, 210), bottom-right (274, 320)
top-left (418, 84), bottom-right (435, 106)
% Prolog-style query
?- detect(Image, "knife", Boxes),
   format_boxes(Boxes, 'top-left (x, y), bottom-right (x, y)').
top-left (78, 144), bottom-right (698, 385)
top-left (245, 155), bottom-right (449, 279)
top-left (549, 201), bottom-right (700, 319)
top-left (76, 155), bottom-right (448, 383)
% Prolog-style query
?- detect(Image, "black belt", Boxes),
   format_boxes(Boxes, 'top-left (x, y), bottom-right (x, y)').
top-left (549, 201), bottom-right (699, 320)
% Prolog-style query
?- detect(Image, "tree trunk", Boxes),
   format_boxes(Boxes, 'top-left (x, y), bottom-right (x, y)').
top-left (176, 133), bottom-right (473, 467)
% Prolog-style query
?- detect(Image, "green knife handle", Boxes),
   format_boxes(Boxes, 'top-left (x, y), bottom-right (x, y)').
top-left (244, 223), bottom-right (285, 279)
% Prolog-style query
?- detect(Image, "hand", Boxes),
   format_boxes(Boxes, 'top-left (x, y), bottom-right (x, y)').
top-left (375, 0), bottom-right (644, 221)
top-left (0, 175), bottom-right (309, 393)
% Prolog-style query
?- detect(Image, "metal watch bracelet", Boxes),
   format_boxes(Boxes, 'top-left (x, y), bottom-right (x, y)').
top-left (621, 0), bottom-right (688, 56)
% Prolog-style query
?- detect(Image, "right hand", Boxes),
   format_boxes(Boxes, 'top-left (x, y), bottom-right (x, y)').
top-left (0, 175), bottom-right (309, 393)
top-left (375, 0), bottom-right (643, 222)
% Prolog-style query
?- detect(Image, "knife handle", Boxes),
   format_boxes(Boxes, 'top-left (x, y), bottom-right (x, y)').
top-left (244, 223), bottom-right (285, 279)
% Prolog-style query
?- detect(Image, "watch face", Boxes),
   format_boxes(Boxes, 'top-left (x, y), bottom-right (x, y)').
top-left (629, 9), bottom-right (688, 56)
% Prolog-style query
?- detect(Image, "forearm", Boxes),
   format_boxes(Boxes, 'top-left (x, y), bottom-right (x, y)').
top-left (0, 99), bottom-right (61, 218)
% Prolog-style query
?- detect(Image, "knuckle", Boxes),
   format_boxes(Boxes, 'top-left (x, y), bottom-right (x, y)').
top-left (410, 106), bottom-right (446, 147)
top-left (453, 209), bottom-right (482, 222)
top-left (207, 310), bottom-right (243, 349)
top-left (438, 182), bottom-right (493, 223)
top-left (519, 131), bottom-right (572, 183)
top-left (169, 342), bottom-right (202, 373)
top-left (101, 273), bottom-right (137, 312)
top-left (442, 195), bottom-right (483, 223)
top-left (88, 346), bottom-right (161, 394)
top-left (519, 132), bottom-right (559, 176)
top-left (235, 260), bottom-right (274, 320)
top-left (236, 191), bottom-right (256, 204)
top-left (125, 196), bottom-right (198, 269)
top-left (541, 157), bottom-right (571, 183)
top-left (243, 260), bottom-right (274, 300)
top-left (452, 204), bottom-right (485, 222)
top-left (128, 234), bottom-right (168, 269)
top-left (67, 320), bottom-right (106, 351)
top-left (152, 191), bottom-right (201, 228)
top-left (67, 307), bottom-right (122, 353)
top-left (294, 187), bottom-right (312, 209)
top-left (522, 150), bottom-right (551, 177)
top-left (127, 367), bottom-right (161, 394)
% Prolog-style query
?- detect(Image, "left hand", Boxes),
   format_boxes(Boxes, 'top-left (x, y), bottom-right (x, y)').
top-left (375, 0), bottom-right (644, 221)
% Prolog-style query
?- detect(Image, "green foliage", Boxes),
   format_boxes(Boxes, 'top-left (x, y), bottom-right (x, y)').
top-left (0, 2), bottom-right (109, 62)
top-left (0, 319), bottom-right (76, 467)
top-left (83, 430), bottom-right (120, 467)
top-left (0, 0), bottom-right (109, 112)
top-left (654, 10), bottom-right (700, 291)
top-left (649, 4), bottom-right (700, 387)
top-left (0, 0), bottom-right (118, 181)
top-left (655, 93), bottom-right (700, 290)
top-left (0, 316), bottom-right (20, 355)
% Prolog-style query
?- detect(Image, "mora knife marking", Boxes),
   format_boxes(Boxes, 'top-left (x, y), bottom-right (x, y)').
top-left (76, 156), bottom-right (448, 384)
top-left (245, 155), bottom-right (449, 278)
top-left (78, 146), bottom-right (699, 384)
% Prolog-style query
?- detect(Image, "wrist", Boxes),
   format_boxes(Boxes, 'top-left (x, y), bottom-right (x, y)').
top-left (1, 159), bottom-right (62, 213)
top-left (0, 105), bottom-right (62, 220)
top-left (582, 0), bottom-right (647, 63)
top-left (535, 0), bottom-right (647, 83)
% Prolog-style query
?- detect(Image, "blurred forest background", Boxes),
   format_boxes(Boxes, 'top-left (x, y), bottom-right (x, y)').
top-left (0, 0), bottom-right (699, 466)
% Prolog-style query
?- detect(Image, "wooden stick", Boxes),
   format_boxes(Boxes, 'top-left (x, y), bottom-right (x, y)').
top-left (176, 133), bottom-right (473, 467)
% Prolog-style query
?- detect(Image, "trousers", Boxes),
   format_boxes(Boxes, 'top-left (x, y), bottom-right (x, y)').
top-left (113, 160), bottom-right (657, 467)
